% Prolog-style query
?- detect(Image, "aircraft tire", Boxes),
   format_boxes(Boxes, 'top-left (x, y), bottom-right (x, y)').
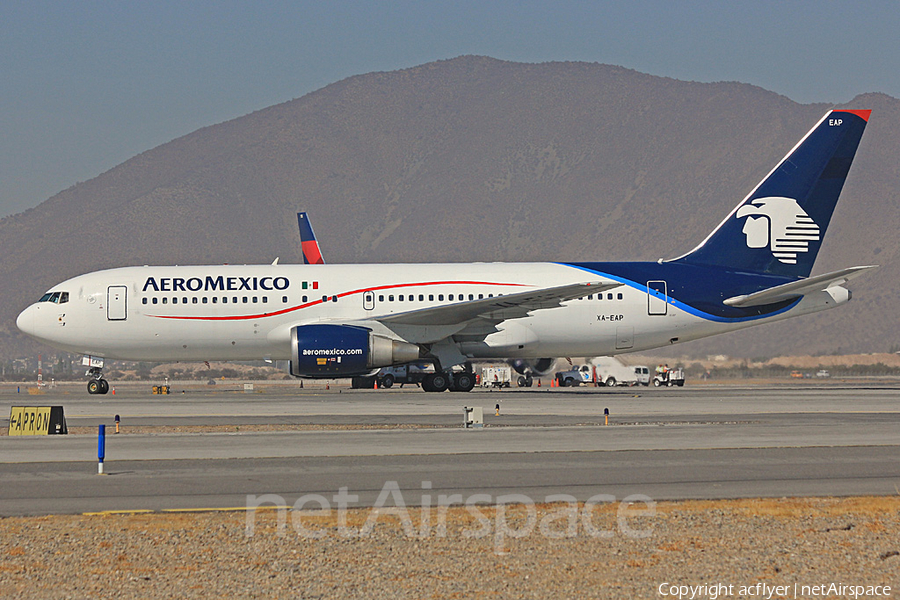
top-left (87, 380), bottom-right (101, 394)
top-left (99, 379), bottom-right (110, 394)
top-left (423, 372), bottom-right (449, 392)
top-left (450, 372), bottom-right (475, 392)
top-left (524, 375), bottom-right (533, 387)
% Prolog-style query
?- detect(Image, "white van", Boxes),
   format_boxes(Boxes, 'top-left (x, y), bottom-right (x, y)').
top-left (632, 366), bottom-right (650, 386)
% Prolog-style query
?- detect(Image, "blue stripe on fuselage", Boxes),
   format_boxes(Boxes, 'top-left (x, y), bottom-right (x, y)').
top-left (562, 262), bottom-right (800, 322)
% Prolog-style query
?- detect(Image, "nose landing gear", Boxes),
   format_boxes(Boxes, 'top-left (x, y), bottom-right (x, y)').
top-left (84, 360), bottom-right (110, 395)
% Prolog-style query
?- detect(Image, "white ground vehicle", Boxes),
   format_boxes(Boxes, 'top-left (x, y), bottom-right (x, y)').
top-left (653, 367), bottom-right (685, 387)
top-left (597, 356), bottom-right (646, 386)
top-left (555, 365), bottom-right (604, 387)
top-left (556, 357), bottom-right (640, 387)
top-left (481, 366), bottom-right (512, 388)
top-left (633, 365), bottom-right (651, 386)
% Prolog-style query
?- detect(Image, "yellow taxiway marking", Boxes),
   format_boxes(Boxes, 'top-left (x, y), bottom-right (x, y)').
top-left (82, 509), bottom-right (155, 516)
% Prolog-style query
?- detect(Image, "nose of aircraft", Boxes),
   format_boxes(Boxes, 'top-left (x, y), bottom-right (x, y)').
top-left (16, 305), bottom-right (34, 337)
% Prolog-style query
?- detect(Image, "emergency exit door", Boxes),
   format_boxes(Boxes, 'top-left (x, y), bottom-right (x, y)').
top-left (363, 291), bottom-right (375, 311)
top-left (107, 286), bottom-right (127, 320)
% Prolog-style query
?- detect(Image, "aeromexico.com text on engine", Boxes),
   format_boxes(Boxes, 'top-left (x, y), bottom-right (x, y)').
top-left (142, 276), bottom-right (290, 293)
top-left (302, 348), bottom-right (365, 356)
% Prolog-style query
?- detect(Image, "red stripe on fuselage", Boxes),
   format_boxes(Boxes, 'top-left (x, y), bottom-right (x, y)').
top-left (146, 280), bottom-right (529, 321)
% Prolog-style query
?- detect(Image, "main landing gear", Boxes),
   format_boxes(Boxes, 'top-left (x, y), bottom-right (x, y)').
top-left (421, 368), bottom-right (477, 393)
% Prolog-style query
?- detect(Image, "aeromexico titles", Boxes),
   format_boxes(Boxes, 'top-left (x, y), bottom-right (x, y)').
top-left (16, 109), bottom-right (875, 393)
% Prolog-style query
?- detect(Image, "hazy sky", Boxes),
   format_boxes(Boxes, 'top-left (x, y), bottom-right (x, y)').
top-left (1, 1), bottom-right (897, 217)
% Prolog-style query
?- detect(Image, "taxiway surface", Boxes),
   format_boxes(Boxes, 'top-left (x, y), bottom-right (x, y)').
top-left (1, 382), bottom-right (898, 515)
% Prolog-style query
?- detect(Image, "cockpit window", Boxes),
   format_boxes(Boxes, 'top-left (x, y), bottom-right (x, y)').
top-left (38, 291), bottom-right (69, 304)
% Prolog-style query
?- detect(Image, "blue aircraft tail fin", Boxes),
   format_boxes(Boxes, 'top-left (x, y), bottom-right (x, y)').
top-left (298, 212), bottom-right (325, 265)
top-left (673, 109), bottom-right (870, 277)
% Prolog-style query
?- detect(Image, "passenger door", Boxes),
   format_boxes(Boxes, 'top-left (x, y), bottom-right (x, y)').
top-left (107, 286), bottom-right (127, 321)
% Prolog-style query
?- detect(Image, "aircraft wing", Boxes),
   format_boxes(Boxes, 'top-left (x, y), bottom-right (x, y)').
top-left (377, 281), bottom-right (618, 328)
top-left (723, 265), bottom-right (877, 308)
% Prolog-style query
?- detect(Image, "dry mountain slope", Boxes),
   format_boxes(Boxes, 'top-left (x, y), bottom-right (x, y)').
top-left (1, 56), bottom-right (897, 360)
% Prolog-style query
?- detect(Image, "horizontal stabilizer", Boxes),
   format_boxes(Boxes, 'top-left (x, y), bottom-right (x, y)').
top-left (723, 266), bottom-right (877, 307)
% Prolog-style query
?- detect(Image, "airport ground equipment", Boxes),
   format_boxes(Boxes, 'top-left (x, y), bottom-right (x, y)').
top-left (481, 366), bottom-right (512, 388)
top-left (653, 367), bottom-right (685, 387)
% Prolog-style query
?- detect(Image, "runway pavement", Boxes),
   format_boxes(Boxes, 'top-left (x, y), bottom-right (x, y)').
top-left (1, 382), bottom-right (899, 516)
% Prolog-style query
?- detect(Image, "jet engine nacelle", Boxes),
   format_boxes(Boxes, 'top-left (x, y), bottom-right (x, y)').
top-left (508, 357), bottom-right (556, 376)
top-left (290, 324), bottom-right (420, 377)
